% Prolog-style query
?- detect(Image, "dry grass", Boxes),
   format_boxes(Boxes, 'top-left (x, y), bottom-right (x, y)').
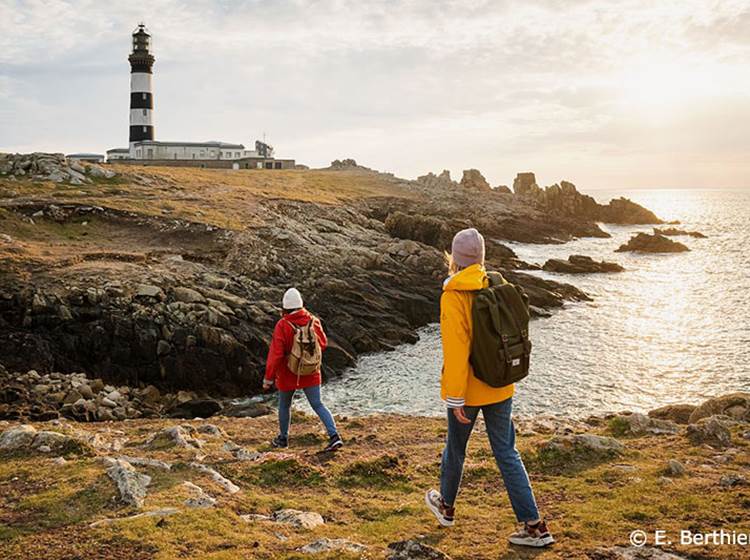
top-left (0, 166), bottom-right (415, 231)
top-left (0, 414), bottom-right (748, 559)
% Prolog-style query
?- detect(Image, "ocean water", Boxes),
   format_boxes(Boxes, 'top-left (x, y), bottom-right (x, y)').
top-left (318, 189), bottom-right (750, 418)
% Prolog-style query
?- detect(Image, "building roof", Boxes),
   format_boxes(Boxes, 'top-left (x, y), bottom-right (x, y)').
top-left (106, 148), bottom-right (130, 154)
top-left (134, 140), bottom-right (246, 149)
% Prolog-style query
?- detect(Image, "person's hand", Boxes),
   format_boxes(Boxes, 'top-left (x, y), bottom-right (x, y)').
top-left (452, 406), bottom-right (471, 424)
top-left (262, 379), bottom-right (274, 391)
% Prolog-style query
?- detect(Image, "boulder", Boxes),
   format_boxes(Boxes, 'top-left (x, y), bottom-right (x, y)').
top-left (167, 398), bottom-right (222, 419)
top-left (298, 538), bottom-right (367, 554)
top-left (0, 424), bottom-right (37, 450)
top-left (688, 393), bottom-right (750, 424)
top-left (541, 434), bottom-right (625, 456)
top-left (665, 459), bottom-right (686, 476)
top-left (611, 413), bottom-right (680, 436)
top-left (271, 508), bottom-right (325, 529)
top-left (106, 458), bottom-right (151, 508)
top-left (183, 481), bottom-right (217, 508)
top-left (686, 417), bottom-right (732, 449)
top-left (135, 284), bottom-right (164, 299)
top-left (616, 233), bottom-right (689, 253)
top-left (172, 287), bottom-right (206, 304)
top-left (543, 255), bottom-right (624, 274)
top-left (87, 165), bottom-right (116, 179)
top-left (388, 540), bottom-right (452, 560)
top-left (648, 404), bottom-right (697, 425)
top-left (220, 401), bottom-right (272, 418)
top-left (719, 474), bottom-right (746, 488)
top-left (589, 545), bottom-right (688, 559)
top-left (145, 426), bottom-right (204, 449)
top-left (190, 462), bottom-right (240, 494)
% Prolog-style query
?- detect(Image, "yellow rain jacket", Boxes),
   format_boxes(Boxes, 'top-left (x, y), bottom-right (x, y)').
top-left (440, 264), bottom-right (515, 408)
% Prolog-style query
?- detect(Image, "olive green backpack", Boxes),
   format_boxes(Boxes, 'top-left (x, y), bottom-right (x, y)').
top-left (469, 271), bottom-right (532, 388)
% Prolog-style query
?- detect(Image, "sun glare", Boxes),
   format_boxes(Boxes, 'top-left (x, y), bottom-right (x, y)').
top-left (613, 55), bottom-right (730, 118)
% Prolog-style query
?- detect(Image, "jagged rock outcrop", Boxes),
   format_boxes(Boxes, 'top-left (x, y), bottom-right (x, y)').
top-left (512, 172), bottom-right (539, 196)
top-left (616, 233), bottom-right (689, 253)
top-left (512, 172), bottom-right (661, 225)
top-left (459, 169), bottom-right (491, 191)
top-left (543, 255), bottom-right (624, 274)
top-left (328, 158), bottom-right (371, 171)
top-left (416, 170), bottom-right (455, 189)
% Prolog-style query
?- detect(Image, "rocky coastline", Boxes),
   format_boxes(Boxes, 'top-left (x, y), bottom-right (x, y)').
top-left (1, 153), bottom-right (662, 399)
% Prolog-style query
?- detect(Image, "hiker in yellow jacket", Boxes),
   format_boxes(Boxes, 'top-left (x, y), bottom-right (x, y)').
top-left (425, 228), bottom-right (554, 548)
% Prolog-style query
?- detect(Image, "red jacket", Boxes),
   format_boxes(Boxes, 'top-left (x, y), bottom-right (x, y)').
top-left (264, 309), bottom-right (328, 392)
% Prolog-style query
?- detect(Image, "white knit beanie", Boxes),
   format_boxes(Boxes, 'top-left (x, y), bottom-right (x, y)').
top-left (282, 288), bottom-right (304, 310)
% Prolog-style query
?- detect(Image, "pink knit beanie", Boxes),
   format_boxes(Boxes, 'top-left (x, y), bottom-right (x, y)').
top-left (451, 228), bottom-right (485, 268)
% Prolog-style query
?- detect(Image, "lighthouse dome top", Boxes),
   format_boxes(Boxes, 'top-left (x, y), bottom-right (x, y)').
top-left (131, 23), bottom-right (151, 52)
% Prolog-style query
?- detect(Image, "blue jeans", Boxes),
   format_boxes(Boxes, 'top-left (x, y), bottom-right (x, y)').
top-left (440, 397), bottom-right (539, 522)
top-left (277, 385), bottom-right (338, 439)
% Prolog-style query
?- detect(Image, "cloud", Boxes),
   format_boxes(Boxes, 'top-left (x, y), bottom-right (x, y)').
top-left (0, 0), bottom-right (748, 188)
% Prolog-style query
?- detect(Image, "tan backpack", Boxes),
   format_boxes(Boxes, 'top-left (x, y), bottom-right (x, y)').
top-left (287, 319), bottom-right (323, 376)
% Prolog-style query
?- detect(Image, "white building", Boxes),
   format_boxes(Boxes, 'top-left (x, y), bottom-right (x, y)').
top-left (67, 153), bottom-right (106, 163)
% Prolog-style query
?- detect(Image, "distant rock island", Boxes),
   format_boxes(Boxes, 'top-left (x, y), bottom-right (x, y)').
top-left (616, 232), bottom-right (690, 253)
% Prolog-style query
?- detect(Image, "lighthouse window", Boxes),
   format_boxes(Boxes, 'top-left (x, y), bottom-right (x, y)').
top-left (142, 93), bottom-right (147, 99)
top-left (142, 126), bottom-right (147, 132)
top-left (142, 109), bottom-right (147, 116)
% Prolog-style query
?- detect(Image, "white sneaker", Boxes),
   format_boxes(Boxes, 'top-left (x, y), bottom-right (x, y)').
top-left (424, 489), bottom-right (455, 527)
top-left (508, 520), bottom-right (555, 547)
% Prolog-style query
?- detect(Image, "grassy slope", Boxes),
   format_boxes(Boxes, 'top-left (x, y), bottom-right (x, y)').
top-left (0, 414), bottom-right (748, 560)
top-left (0, 167), bottom-right (415, 231)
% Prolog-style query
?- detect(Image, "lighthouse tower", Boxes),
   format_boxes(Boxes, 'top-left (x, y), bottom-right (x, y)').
top-left (128, 24), bottom-right (155, 155)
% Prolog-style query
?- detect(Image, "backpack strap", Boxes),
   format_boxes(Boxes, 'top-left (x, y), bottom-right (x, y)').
top-left (495, 286), bottom-right (532, 356)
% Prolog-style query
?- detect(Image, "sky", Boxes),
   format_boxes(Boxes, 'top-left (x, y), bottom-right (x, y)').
top-left (0, 0), bottom-right (748, 190)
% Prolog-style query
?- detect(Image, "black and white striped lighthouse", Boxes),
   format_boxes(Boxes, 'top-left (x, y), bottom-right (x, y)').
top-left (128, 24), bottom-right (155, 153)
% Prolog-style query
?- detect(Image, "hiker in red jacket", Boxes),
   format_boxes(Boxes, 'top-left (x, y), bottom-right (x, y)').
top-left (263, 287), bottom-right (343, 452)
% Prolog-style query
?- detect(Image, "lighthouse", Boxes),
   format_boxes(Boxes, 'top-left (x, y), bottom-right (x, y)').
top-left (107, 23), bottom-right (294, 167)
top-left (128, 23), bottom-right (155, 155)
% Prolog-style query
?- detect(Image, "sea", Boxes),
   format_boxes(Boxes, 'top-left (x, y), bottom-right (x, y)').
top-left (315, 188), bottom-right (750, 418)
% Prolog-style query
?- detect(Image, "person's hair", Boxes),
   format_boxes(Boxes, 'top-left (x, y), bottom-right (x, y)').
top-left (444, 251), bottom-right (461, 275)
top-left (445, 251), bottom-right (484, 275)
